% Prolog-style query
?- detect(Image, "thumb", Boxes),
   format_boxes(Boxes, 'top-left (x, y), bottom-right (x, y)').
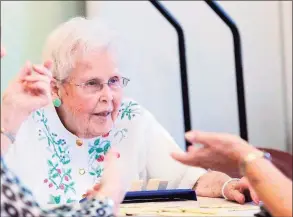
top-left (231, 190), bottom-right (245, 204)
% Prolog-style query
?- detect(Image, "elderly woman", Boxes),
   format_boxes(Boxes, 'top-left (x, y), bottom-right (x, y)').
top-left (1, 45), bottom-right (123, 216)
top-left (1, 17), bottom-right (254, 208)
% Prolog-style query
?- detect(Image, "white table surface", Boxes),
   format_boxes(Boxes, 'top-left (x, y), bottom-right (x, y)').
top-left (118, 196), bottom-right (260, 216)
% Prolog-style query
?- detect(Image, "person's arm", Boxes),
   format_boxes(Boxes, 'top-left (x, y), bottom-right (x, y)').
top-left (142, 109), bottom-right (241, 200)
top-left (172, 131), bottom-right (292, 216)
top-left (1, 105), bottom-right (27, 154)
top-left (240, 148), bottom-right (292, 217)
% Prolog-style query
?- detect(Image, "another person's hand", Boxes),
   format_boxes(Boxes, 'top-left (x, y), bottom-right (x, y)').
top-left (84, 149), bottom-right (126, 213)
top-left (171, 131), bottom-right (261, 204)
top-left (223, 177), bottom-right (259, 204)
top-left (172, 131), bottom-right (260, 166)
top-left (1, 49), bottom-right (53, 135)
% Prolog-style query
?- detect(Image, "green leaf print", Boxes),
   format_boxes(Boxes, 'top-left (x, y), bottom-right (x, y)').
top-left (65, 168), bottom-right (72, 175)
top-left (58, 146), bottom-right (62, 153)
top-left (96, 148), bottom-right (104, 153)
top-left (36, 111), bottom-right (41, 116)
top-left (54, 195), bottom-right (61, 204)
top-left (88, 147), bottom-right (95, 155)
top-left (49, 195), bottom-right (61, 204)
top-left (52, 173), bottom-right (59, 178)
top-left (89, 172), bottom-right (95, 176)
top-left (65, 169), bottom-right (72, 179)
top-left (64, 185), bottom-right (69, 194)
top-left (104, 142), bottom-right (111, 154)
top-left (96, 169), bottom-right (102, 177)
top-left (48, 160), bottom-right (53, 166)
top-left (66, 198), bottom-right (76, 204)
top-left (64, 182), bottom-right (76, 194)
top-left (94, 138), bottom-right (100, 146)
top-left (63, 160), bottom-right (70, 165)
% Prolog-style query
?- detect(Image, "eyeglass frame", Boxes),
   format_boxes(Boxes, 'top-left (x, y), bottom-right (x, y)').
top-left (54, 76), bottom-right (130, 93)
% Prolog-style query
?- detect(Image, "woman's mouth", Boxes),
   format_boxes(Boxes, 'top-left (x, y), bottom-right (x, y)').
top-left (94, 111), bottom-right (111, 117)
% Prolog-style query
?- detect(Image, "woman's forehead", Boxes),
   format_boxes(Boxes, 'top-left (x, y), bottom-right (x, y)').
top-left (72, 51), bottom-right (119, 80)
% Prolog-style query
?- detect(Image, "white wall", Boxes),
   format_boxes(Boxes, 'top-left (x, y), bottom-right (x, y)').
top-left (1, 1), bottom-right (85, 93)
top-left (85, 1), bottom-right (290, 151)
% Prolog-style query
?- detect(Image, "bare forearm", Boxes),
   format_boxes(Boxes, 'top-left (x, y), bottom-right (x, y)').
top-left (1, 105), bottom-right (26, 154)
top-left (194, 171), bottom-right (230, 198)
top-left (245, 158), bottom-right (292, 217)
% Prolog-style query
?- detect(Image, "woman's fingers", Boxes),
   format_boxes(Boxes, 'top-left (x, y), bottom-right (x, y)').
top-left (85, 189), bottom-right (95, 199)
top-left (21, 63), bottom-right (52, 101)
top-left (185, 131), bottom-right (216, 147)
top-left (93, 183), bottom-right (101, 191)
top-left (24, 81), bottom-right (51, 101)
top-left (19, 61), bottom-right (33, 79)
top-left (171, 150), bottom-right (198, 166)
top-left (236, 177), bottom-right (260, 204)
top-left (22, 74), bottom-right (51, 83)
top-left (171, 146), bottom-right (207, 167)
top-left (32, 64), bottom-right (52, 78)
top-left (231, 190), bottom-right (246, 204)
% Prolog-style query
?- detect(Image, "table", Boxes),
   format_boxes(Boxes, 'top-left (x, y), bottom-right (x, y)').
top-left (118, 196), bottom-right (260, 216)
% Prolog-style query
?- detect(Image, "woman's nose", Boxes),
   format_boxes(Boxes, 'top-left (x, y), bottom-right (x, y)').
top-left (99, 84), bottom-right (113, 102)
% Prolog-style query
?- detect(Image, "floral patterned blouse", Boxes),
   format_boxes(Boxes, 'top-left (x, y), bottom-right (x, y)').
top-left (1, 157), bottom-right (114, 217)
top-left (3, 98), bottom-right (207, 209)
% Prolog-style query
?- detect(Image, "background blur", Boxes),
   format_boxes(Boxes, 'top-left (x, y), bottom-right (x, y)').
top-left (1, 1), bottom-right (292, 152)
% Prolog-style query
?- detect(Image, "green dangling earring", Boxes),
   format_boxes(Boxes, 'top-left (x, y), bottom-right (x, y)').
top-left (53, 98), bottom-right (62, 108)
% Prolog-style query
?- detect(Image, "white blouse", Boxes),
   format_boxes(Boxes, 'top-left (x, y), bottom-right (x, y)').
top-left (4, 98), bottom-right (206, 208)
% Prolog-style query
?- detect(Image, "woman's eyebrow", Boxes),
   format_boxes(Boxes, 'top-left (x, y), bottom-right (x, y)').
top-left (82, 77), bottom-right (103, 82)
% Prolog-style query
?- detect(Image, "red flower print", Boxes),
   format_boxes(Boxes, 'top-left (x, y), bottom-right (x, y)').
top-left (102, 132), bottom-right (109, 137)
top-left (49, 183), bottom-right (53, 188)
top-left (65, 176), bottom-right (69, 181)
top-left (117, 153), bottom-right (121, 158)
top-left (57, 169), bottom-right (61, 174)
top-left (97, 155), bottom-right (104, 162)
top-left (59, 184), bottom-right (64, 190)
top-left (44, 179), bottom-right (48, 183)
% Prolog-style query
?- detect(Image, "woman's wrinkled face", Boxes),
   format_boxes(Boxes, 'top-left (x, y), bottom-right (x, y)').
top-left (58, 50), bottom-right (123, 138)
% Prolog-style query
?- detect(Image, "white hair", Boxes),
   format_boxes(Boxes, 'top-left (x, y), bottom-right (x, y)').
top-left (42, 16), bottom-right (117, 80)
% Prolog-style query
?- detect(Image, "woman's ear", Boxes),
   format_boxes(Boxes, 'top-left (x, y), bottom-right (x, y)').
top-left (50, 78), bottom-right (60, 99)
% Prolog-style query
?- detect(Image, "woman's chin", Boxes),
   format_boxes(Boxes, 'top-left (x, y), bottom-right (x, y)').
top-left (89, 122), bottom-right (113, 137)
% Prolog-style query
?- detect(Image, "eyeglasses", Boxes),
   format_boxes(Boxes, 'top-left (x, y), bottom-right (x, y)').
top-left (65, 76), bottom-right (130, 94)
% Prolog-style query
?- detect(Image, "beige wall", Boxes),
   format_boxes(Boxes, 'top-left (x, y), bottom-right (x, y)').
top-left (1, 1), bottom-right (85, 93)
